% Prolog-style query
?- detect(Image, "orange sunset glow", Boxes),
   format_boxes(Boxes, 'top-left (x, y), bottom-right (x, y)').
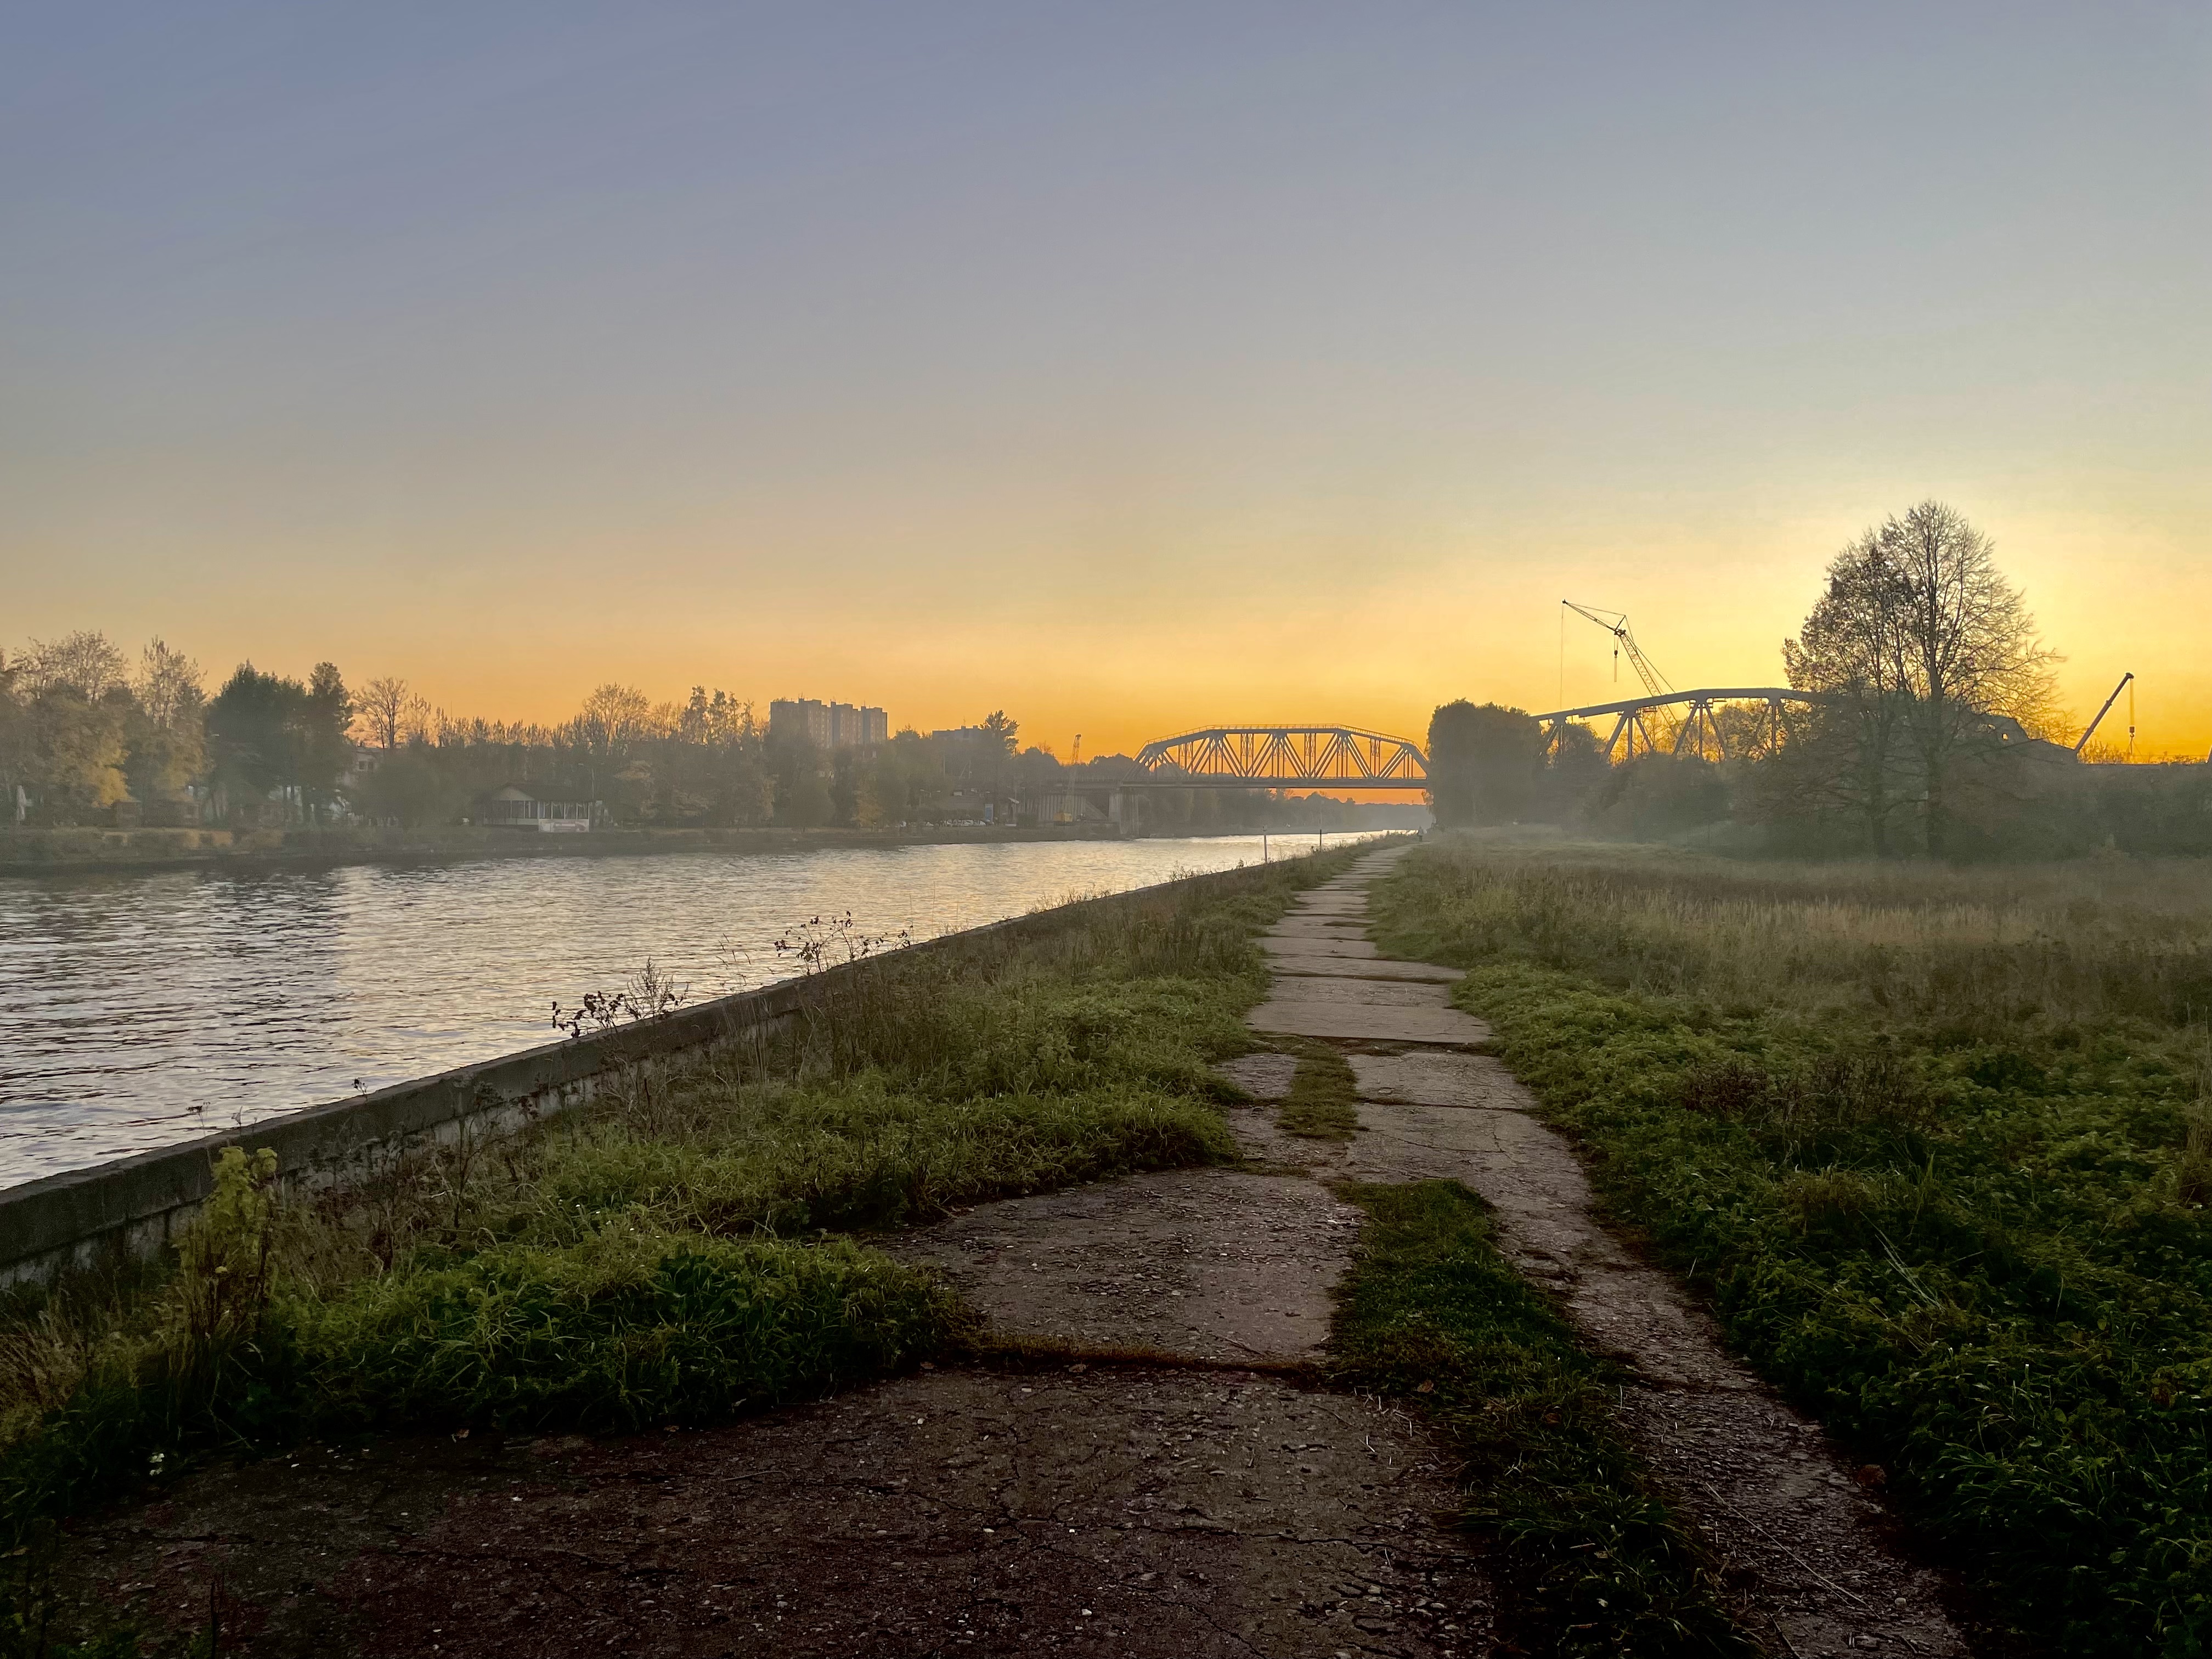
top-left (6, 7), bottom-right (2205, 760)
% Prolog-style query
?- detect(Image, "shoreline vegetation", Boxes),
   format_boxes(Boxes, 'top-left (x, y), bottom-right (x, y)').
top-left (1372, 833), bottom-right (2212, 1657)
top-left (1, 850), bottom-right (1357, 1650)
top-left (0, 820), bottom-right (1136, 877)
top-left (2, 636), bottom-right (1393, 848)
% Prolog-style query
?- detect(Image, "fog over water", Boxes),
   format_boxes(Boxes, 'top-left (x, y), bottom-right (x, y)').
top-left (0, 834), bottom-right (1372, 1190)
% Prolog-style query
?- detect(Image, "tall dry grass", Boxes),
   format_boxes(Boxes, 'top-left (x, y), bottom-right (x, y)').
top-left (1380, 838), bottom-right (2212, 1028)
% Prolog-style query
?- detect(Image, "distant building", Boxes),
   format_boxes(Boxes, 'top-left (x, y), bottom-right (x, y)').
top-left (770, 698), bottom-right (887, 749)
top-left (476, 785), bottom-right (600, 832)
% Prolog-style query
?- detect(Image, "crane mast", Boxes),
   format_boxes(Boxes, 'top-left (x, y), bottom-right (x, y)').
top-left (1562, 602), bottom-right (1673, 698)
top-left (2074, 673), bottom-right (2133, 757)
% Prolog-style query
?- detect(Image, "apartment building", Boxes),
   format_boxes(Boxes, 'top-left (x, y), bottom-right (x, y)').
top-left (768, 698), bottom-right (888, 749)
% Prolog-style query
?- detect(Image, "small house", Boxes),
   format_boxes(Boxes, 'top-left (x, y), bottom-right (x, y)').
top-left (476, 785), bottom-right (602, 832)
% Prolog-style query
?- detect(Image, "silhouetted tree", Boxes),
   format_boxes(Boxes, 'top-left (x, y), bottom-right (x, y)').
top-left (1427, 701), bottom-right (1543, 827)
top-left (357, 676), bottom-right (410, 750)
top-left (1783, 501), bottom-right (2059, 855)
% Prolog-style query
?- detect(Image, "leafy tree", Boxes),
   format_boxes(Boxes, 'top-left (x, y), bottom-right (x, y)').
top-left (1426, 701), bottom-right (1543, 827)
top-left (206, 663), bottom-right (352, 823)
top-left (123, 640), bottom-right (206, 811)
top-left (0, 652), bottom-right (26, 821)
top-left (1584, 753), bottom-right (1730, 839)
top-left (27, 687), bottom-right (131, 820)
top-left (21, 630), bottom-right (127, 700)
top-left (868, 730), bottom-right (947, 825)
top-left (303, 663), bottom-right (355, 817)
top-left (1784, 501), bottom-right (2059, 855)
top-left (207, 664), bottom-right (299, 819)
top-left (769, 733), bottom-right (832, 827)
top-left (356, 748), bottom-right (468, 828)
top-left (1532, 720), bottom-right (1609, 822)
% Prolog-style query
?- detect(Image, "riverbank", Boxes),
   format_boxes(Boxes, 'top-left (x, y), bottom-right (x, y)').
top-left (1, 851), bottom-right (1352, 1559)
top-left (0, 821), bottom-right (1146, 878)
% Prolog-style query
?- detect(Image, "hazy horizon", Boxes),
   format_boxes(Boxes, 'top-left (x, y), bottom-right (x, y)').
top-left (7, 4), bottom-right (2207, 757)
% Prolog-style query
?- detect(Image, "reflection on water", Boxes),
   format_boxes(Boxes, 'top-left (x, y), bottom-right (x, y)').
top-left (0, 834), bottom-right (1373, 1189)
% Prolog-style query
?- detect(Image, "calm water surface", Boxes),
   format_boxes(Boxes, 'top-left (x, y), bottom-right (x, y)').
top-left (0, 834), bottom-right (1372, 1189)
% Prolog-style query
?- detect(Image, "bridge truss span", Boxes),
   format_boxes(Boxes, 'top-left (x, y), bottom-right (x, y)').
top-left (1533, 687), bottom-right (1830, 764)
top-left (1131, 725), bottom-right (1430, 790)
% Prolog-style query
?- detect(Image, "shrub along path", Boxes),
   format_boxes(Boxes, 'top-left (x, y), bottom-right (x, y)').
top-left (1243, 847), bottom-right (1971, 1659)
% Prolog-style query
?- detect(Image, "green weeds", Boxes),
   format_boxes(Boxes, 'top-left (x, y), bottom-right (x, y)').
top-left (1370, 837), bottom-right (2212, 1656)
top-left (1279, 1049), bottom-right (1360, 1139)
top-left (1330, 1181), bottom-right (1750, 1657)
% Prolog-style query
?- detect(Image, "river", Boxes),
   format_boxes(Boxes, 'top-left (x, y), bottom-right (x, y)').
top-left (0, 833), bottom-right (1376, 1189)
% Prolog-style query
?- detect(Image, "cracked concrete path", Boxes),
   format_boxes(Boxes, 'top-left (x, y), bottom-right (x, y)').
top-left (50, 1372), bottom-right (1489, 1658)
top-left (884, 1169), bottom-right (1363, 1363)
top-left (1234, 844), bottom-right (1972, 1659)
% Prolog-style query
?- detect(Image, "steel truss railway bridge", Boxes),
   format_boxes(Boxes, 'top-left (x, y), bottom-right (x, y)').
top-left (1536, 687), bottom-right (1828, 763)
top-left (1113, 691), bottom-right (1827, 798)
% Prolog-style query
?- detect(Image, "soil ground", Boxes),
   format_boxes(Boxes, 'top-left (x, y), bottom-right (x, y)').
top-left (40, 845), bottom-right (1974, 1657)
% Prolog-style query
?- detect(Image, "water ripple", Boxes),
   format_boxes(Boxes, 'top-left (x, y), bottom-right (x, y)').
top-left (0, 835), bottom-right (1362, 1188)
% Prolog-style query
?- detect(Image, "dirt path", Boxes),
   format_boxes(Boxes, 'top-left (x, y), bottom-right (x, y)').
top-left (49, 1369), bottom-right (1487, 1658)
top-left (1236, 845), bottom-right (1971, 1659)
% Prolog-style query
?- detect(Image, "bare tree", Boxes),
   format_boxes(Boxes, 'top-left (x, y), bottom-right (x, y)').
top-left (357, 676), bottom-right (410, 750)
top-left (398, 693), bottom-right (435, 748)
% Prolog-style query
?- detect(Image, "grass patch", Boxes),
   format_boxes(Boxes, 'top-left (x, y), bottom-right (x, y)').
top-left (0, 845), bottom-right (1368, 1584)
top-left (1280, 1049), bottom-right (1360, 1140)
top-left (1370, 837), bottom-right (2212, 1657)
top-left (1330, 1180), bottom-right (1751, 1657)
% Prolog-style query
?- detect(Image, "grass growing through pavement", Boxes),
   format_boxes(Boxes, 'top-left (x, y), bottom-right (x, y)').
top-left (1279, 1049), bottom-right (1361, 1139)
top-left (1369, 836), bottom-right (2212, 1657)
top-left (0, 848), bottom-right (1361, 1575)
top-left (1330, 1180), bottom-right (1751, 1657)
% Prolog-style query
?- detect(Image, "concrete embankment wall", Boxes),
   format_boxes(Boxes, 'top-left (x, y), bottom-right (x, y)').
top-left (0, 855), bottom-right (1321, 1288)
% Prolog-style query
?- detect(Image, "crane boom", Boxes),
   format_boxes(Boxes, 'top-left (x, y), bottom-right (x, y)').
top-left (2074, 672), bottom-right (2134, 756)
top-left (1562, 602), bottom-right (1673, 698)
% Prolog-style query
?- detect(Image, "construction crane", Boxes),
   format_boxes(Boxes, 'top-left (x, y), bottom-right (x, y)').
top-left (2074, 673), bottom-right (2134, 757)
top-left (1562, 602), bottom-right (1673, 698)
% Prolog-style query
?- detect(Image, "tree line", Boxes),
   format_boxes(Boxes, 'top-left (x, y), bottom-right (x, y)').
top-left (1426, 501), bottom-right (2203, 859)
top-left (0, 637), bottom-right (353, 828)
top-left (0, 648), bottom-right (1364, 833)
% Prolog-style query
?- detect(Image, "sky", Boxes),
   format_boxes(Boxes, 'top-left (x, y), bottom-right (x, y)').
top-left (5, 2), bottom-right (2208, 758)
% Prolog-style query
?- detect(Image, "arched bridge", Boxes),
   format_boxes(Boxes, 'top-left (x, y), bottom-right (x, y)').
top-left (1130, 726), bottom-right (1429, 789)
